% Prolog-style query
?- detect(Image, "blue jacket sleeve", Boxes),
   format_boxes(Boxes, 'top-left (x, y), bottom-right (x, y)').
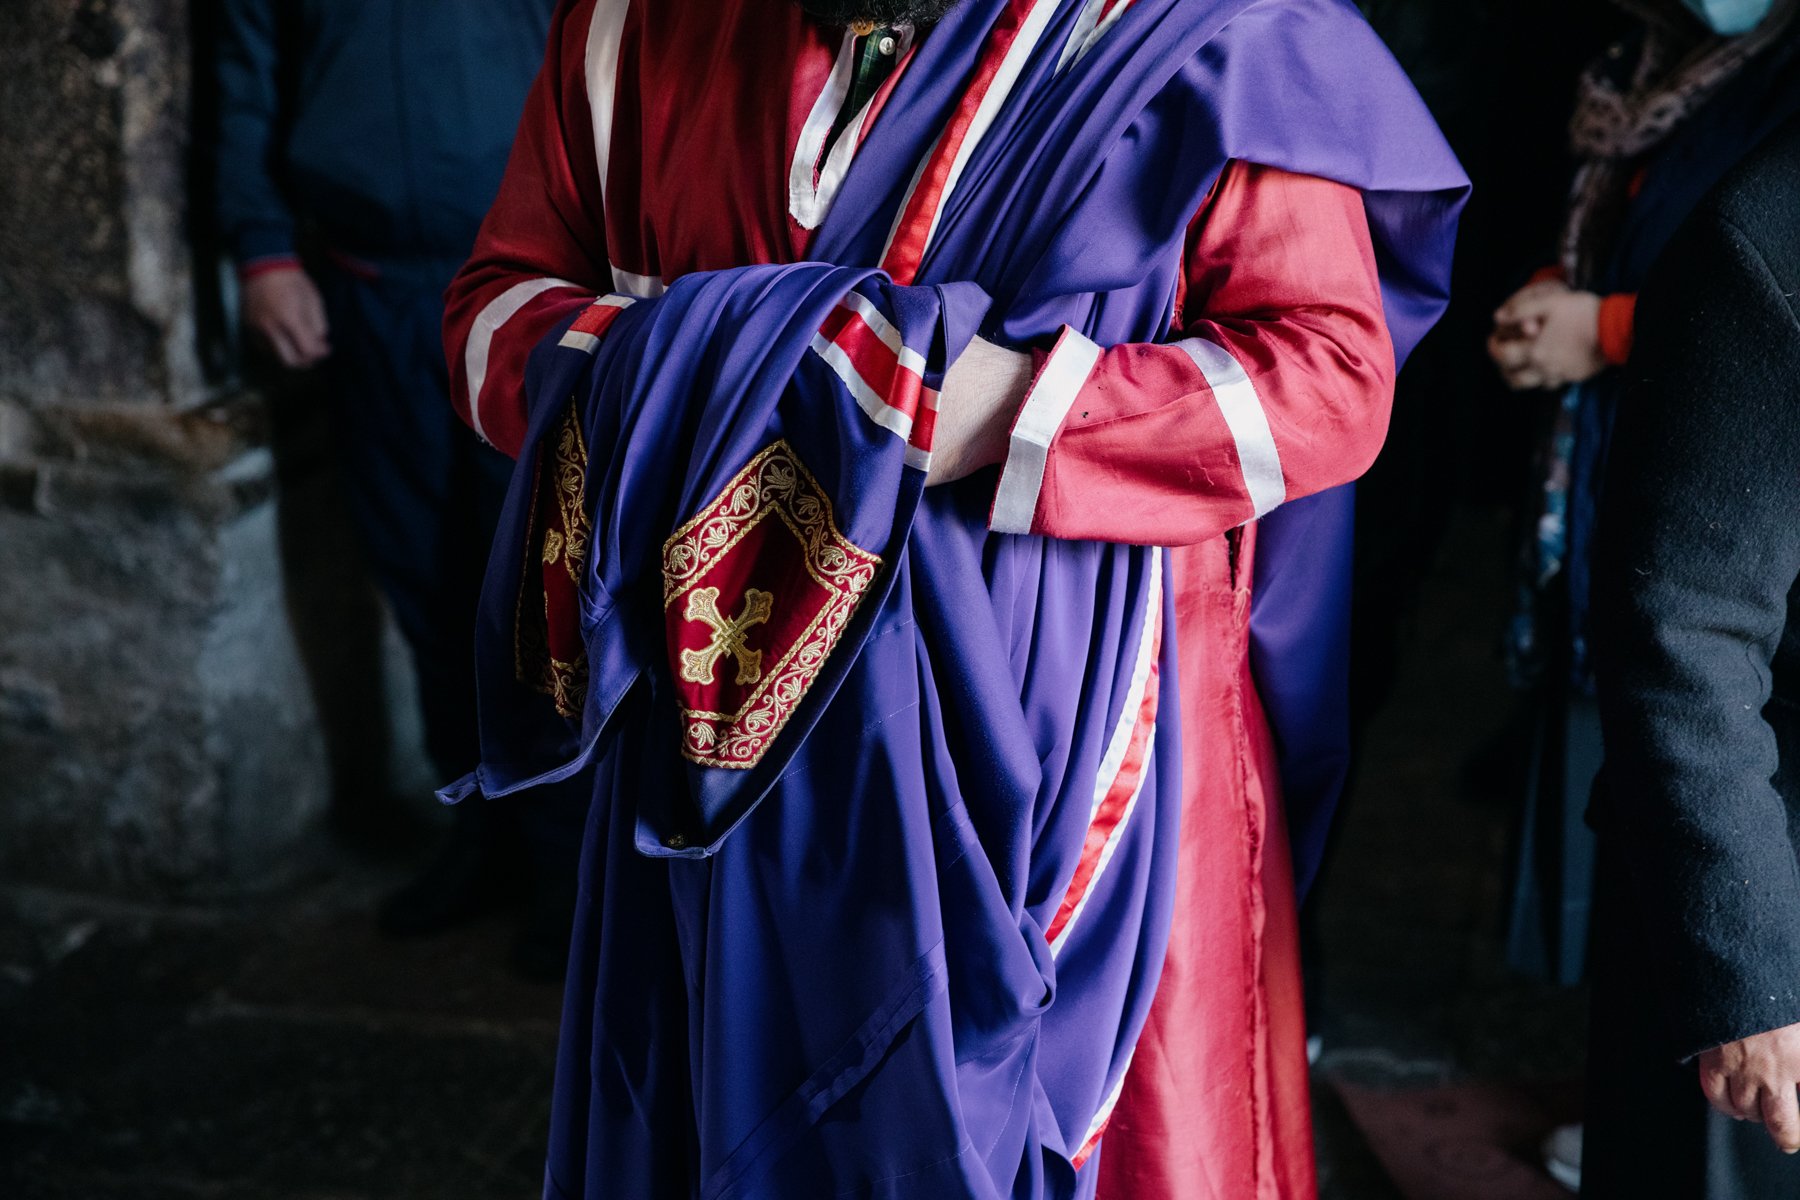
top-left (215, 0), bottom-right (297, 267)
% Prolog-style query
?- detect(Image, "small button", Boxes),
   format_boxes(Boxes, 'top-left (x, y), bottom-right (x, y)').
top-left (664, 833), bottom-right (688, 850)
top-left (877, 35), bottom-right (897, 55)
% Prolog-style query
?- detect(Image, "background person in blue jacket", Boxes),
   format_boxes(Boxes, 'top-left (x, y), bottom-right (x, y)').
top-left (213, 0), bottom-right (570, 975)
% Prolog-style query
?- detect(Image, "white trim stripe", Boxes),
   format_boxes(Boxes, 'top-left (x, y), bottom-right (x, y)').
top-left (878, 0), bottom-right (1063, 280)
top-left (879, 140), bottom-right (941, 275)
top-left (811, 297), bottom-right (939, 460)
top-left (1055, 0), bottom-right (1109, 72)
top-left (610, 267), bottom-right (665, 298)
top-left (1072, 1046), bottom-right (1135, 1169)
top-left (1076, 0), bottom-right (1134, 65)
top-left (991, 329), bottom-right (1100, 535)
top-left (789, 30), bottom-right (860, 230)
top-left (465, 277), bottom-right (585, 442)
top-left (1174, 335), bottom-right (1286, 518)
top-left (557, 294), bottom-right (636, 353)
top-left (1089, 548), bottom-right (1161, 812)
top-left (841, 289), bottom-right (928, 377)
top-left (1047, 549), bottom-right (1163, 959)
top-left (789, 27), bottom-right (915, 231)
top-left (810, 332), bottom-right (917, 442)
top-left (587, 3), bottom-right (666, 299)
top-left (914, 0), bottom-right (1062, 262)
top-left (1046, 731), bottom-right (1153, 959)
top-left (584, 0), bottom-right (632, 213)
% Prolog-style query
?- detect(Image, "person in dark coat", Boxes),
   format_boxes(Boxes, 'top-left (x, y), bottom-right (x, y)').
top-left (1488, 0), bottom-right (1800, 991)
top-left (213, 0), bottom-right (576, 974)
top-left (1587, 111), bottom-right (1800, 1198)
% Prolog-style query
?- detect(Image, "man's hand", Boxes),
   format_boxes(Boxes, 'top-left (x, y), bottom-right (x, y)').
top-left (1699, 1023), bottom-right (1800, 1154)
top-left (241, 265), bottom-right (331, 369)
top-left (1487, 280), bottom-right (1606, 392)
top-left (926, 337), bottom-right (1033, 487)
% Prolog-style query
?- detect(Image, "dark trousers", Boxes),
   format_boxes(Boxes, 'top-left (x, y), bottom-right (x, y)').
top-left (1584, 836), bottom-right (1800, 1198)
top-left (1507, 691), bottom-right (1602, 985)
top-left (313, 257), bottom-right (587, 880)
top-left (315, 258), bottom-right (511, 781)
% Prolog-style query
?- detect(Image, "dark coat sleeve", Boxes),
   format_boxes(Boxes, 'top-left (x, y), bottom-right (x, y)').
top-left (215, 0), bottom-right (296, 266)
top-left (1593, 178), bottom-right (1800, 1062)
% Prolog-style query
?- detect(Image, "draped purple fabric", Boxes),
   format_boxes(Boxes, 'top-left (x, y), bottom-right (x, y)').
top-left (445, 1), bottom-right (1464, 1194)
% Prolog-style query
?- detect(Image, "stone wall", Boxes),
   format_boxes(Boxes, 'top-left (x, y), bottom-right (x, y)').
top-left (0, 0), bottom-right (331, 896)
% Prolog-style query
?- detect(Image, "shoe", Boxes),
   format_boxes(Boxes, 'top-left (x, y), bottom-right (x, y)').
top-left (377, 803), bottom-right (524, 938)
top-left (1543, 1122), bottom-right (1582, 1193)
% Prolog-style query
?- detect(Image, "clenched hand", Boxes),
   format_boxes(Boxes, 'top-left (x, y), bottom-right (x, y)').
top-left (1699, 1023), bottom-right (1800, 1155)
top-left (1487, 279), bottom-right (1606, 392)
top-left (242, 265), bottom-right (331, 369)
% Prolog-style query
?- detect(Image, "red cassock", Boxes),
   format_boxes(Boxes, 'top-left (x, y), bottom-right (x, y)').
top-left (444, 4), bottom-right (1394, 1196)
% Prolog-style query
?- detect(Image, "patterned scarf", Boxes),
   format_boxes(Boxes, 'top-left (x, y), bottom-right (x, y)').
top-left (1510, 0), bottom-right (1797, 691)
top-left (1560, 0), bottom-right (1799, 283)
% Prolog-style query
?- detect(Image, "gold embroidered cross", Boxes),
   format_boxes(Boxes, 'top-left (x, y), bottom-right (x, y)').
top-left (679, 586), bottom-right (775, 687)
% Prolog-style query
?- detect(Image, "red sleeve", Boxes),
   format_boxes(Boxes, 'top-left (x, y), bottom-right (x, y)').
top-left (1598, 291), bottom-right (1637, 367)
top-left (443, 0), bottom-right (615, 459)
top-left (988, 161), bottom-right (1395, 544)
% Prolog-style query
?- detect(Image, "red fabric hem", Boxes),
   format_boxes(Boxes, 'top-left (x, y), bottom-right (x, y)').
top-left (1095, 527), bottom-right (1318, 1200)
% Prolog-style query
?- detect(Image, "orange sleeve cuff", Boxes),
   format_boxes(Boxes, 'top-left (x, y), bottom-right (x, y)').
top-left (237, 254), bottom-right (303, 282)
top-left (1598, 292), bottom-right (1637, 367)
top-left (1529, 264), bottom-right (1567, 286)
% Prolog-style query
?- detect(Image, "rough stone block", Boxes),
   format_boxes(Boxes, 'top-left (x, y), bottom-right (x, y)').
top-left (0, 400), bottom-right (329, 896)
top-left (0, 3), bottom-right (339, 896)
top-left (0, 0), bottom-right (200, 409)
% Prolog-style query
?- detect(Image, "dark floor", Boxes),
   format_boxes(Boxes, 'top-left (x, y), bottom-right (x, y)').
top-left (0, 870), bottom-right (559, 1200)
top-left (0, 505), bottom-right (1585, 1200)
top-left (1310, 505), bottom-right (1587, 1199)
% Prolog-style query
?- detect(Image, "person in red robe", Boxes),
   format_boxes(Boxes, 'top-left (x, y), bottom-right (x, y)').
top-left (443, 0), bottom-right (1463, 1193)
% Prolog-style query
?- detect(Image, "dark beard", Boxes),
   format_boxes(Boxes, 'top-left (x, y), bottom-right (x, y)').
top-left (791, 0), bottom-right (961, 28)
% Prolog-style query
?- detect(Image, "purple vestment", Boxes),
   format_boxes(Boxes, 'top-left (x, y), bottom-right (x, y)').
top-left (445, 1), bottom-right (1466, 1195)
